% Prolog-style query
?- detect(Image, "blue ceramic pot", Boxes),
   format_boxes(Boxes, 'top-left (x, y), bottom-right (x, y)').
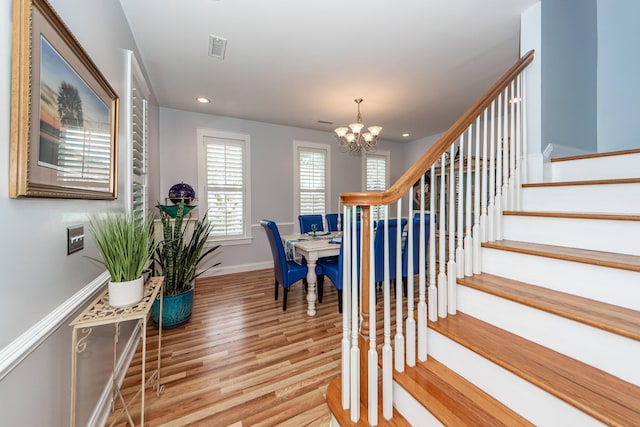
top-left (152, 287), bottom-right (194, 329)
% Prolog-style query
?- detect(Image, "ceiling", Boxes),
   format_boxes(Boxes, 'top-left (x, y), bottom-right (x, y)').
top-left (119, 0), bottom-right (538, 143)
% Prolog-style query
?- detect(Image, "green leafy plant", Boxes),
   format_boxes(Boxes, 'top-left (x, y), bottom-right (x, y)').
top-left (88, 212), bottom-right (156, 282)
top-left (155, 202), bottom-right (221, 296)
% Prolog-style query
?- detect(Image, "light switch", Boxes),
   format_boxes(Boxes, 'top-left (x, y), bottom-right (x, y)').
top-left (68, 225), bottom-right (84, 255)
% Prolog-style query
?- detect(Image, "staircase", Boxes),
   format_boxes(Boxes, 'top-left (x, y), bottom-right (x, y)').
top-left (382, 150), bottom-right (640, 426)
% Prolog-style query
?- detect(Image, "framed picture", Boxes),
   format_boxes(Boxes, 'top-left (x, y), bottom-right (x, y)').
top-left (10, 0), bottom-right (118, 199)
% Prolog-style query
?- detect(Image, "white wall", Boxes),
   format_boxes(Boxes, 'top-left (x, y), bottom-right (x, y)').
top-left (159, 107), bottom-right (407, 275)
top-left (597, 0), bottom-right (640, 152)
top-left (0, 1), bottom-right (159, 425)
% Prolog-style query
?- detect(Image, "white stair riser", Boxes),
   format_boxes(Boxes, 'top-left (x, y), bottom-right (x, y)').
top-left (482, 248), bottom-right (640, 311)
top-left (427, 329), bottom-right (604, 427)
top-left (502, 215), bottom-right (640, 256)
top-left (393, 381), bottom-right (444, 426)
top-left (551, 153), bottom-right (640, 181)
top-left (521, 183), bottom-right (640, 214)
top-left (457, 285), bottom-right (640, 386)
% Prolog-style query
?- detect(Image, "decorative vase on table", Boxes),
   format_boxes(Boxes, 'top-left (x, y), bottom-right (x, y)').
top-left (108, 276), bottom-right (144, 308)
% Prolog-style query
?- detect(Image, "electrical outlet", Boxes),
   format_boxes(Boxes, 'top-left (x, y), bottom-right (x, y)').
top-left (68, 225), bottom-right (84, 255)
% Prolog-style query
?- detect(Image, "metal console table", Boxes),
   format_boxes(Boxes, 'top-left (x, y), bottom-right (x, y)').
top-left (70, 276), bottom-right (165, 426)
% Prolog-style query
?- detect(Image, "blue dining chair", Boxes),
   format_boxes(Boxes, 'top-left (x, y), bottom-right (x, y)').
top-left (373, 218), bottom-right (407, 287)
top-left (316, 223), bottom-right (361, 313)
top-left (401, 213), bottom-right (431, 294)
top-left (298, 214), bottom-right (324, 233)
top-left (325, 213), bottom-right (342, 232)
top-left (260, 220), bottom-right (308, 311)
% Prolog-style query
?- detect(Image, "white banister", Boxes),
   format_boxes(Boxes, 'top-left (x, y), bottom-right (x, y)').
top-left (473, 117), bottom-right (481, 274)
top-left (509, 80), bottom-right (516, 210)
top-left (502, 87), bottom-right (510, 212)
top-left (427, 165), bottom-right (438, 324)
top-left (382, 206), bottom-right (393, 421)
top-left (349, 205), bottom-right (359, 423)
top-left (487, 100), bottom-right (496, 242)
top-left (417, 173), bottom-right (428, 361)
top-left (341, 203), bottom-right (351, 410)
top-left (514, 74), bottom-right (522, 209)
top-left (480, 109), bottom-right (488, 243)
top-left (464, 127), bottom-right (473, 276)
top-left (368, 215), bottom-right (377, 426)
top-left (521, 72), bottom-right (528, 185)
top-left (447, 145), bottom-right (457, 315)
top-left (456, 134), bottom-right (465, 279)
top-left (405, 193), bottom-right (416, 367)
top-left (437, 153), bottom-right (447, 318)
top-left (396, 197), bottom-right (407, 370)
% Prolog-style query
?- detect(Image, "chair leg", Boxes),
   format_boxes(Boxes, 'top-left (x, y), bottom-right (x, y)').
top-left (338, 290), bottom-right (343, 313)
top-left (274, 280), bottom-right (279, 301)
top-left (283, 287), bottom-right (288, 311)
top-left (317, 274), bottom-right (324, 303)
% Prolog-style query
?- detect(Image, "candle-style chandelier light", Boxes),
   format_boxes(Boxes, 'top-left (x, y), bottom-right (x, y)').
top-left (334, 98), bottom-right (382, 153)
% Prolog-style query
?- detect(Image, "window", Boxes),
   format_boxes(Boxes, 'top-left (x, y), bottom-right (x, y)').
top-left (294, 141), bottom-right (330, 219)
top-left (197, 129), bottom-right (251, 245)
top-left (363, 151), bottom-right (390, 221)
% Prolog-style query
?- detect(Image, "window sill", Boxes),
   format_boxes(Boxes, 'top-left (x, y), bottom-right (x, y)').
top-left (209, 236), bottom-right (253, 247)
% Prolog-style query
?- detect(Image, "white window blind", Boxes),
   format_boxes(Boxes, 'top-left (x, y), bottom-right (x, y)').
top-left (205, 137), bottom-right (246, 238)
top-left (298, 148), bottom-right (326, 215)
top-left (365, 153), bottom-right (388, 221)
top-left (131, 80), bottom-right (148, 219)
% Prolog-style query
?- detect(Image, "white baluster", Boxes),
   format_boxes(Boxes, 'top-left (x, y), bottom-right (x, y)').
top-left (382, 206), bottom-right (392, 421)
top-left (437, 153), bottom-right (447, 318)
top-left (495, 91), bottom-right (504, 241)
top-left (349, 206), bottom-right (359, 423)
top-left (341, 204), bottom-right (351, 410)
top-left (473, 117), bottom-right (482, 274)
top-left (418, 174), bottom-right (428, 361)
top-left (456, 134), bottom-right (465, 278)
top-left (464, 127), bottom-right (473, 276)
top-left (487, 100), bottom-right (496, 242)
top-left (368, 216), bottom-right (377, 426)
top-left (405, 192), bottom-right (416, 366)
top-left (502, 87), bottom-right (510, 212)
top-left (514, 74), bottom-right (522, 210)
top-left (480, 109), bottom-right (488, 243)
top-left (396, 198), bottom-right (407, 370)
top-left (521, 72), bottom-right (528, 185)
top-left (427, 165), bottom-right (438, 325)
top-left (509, 80), bottom-right (516, 210)
top-left (447, 145), bottom-right (457, 315)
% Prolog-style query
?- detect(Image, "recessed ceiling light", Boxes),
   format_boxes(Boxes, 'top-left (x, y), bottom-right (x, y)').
top-left (196, 96), bottom-right (210, 104)
top-left (402, 133), bottom-right (410, 138)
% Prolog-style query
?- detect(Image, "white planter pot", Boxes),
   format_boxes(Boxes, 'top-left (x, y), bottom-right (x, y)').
top-left (108, 276), bottom-right (144, 307)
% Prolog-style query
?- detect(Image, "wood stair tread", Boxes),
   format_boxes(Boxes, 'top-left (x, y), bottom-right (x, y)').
top-left (523, 177), bottom-right (640, 188)
top-left (482, 239), bottom-right (640, 272)
top-left (551, 148), bottom-right (640, 162)
top-left (429, 312), bottom-right (640, 426)
top-left (326, 376), bottom-right (411, 426)
top-left (503, 210), bottom-right (640, 221)
top-left (393, 357), bottom-right (533, 426)
top-left (458, 272), bottom-right (640, 341)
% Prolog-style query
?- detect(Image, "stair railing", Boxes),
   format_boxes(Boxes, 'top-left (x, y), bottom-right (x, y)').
top-left (336, 50), bottom-right (534, 425)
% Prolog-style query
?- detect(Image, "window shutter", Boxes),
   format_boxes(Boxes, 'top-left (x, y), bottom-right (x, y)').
top-left (205, 138), bottom-right (245, 237)
top-left (366, 154), bottom-right (387, 220)
top-left (299, 149), bottom-right (326, 215)
top-left (131, 80), bottom-right (148, 219)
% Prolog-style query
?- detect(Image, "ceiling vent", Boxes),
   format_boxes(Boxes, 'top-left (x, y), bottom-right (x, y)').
top-left (209, 35), bottom-right (227, 59)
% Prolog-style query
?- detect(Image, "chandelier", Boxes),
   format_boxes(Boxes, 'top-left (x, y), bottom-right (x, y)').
top-left (334, 98), bottom-right (382, 153)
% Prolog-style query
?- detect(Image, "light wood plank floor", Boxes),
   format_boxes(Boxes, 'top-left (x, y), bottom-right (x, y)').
top-left (108, 268), bottom-right (344, 426)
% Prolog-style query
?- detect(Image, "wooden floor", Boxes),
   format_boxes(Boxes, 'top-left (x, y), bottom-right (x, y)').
top-left (108, 269), bottom-right (344, 426)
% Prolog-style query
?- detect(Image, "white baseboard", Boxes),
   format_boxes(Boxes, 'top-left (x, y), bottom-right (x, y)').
top-left (0, 271), bottom-right (110, 381)
top-left (199, 261), bottom-right (273, 278)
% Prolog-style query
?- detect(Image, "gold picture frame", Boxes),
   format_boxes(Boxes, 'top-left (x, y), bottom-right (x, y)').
top-left (10, 0), bottom-right (118, 199)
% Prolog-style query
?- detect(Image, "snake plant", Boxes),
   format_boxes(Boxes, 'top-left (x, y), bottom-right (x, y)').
top-left (155, 202), bottom-right (220, 296)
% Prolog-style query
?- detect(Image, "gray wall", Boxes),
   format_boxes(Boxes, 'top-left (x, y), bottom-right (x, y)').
top-left (159, 107), bottom-right (407, 275)
top-left (0, 1), bottom-right (160, 425)
top-left (597, 0), bottom-right (640, 152)
top-left (542, 0), bottom-right (598, 156)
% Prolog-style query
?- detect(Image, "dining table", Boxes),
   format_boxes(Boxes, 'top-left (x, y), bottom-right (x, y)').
top-left (281, 232), bottom-right (341, 316)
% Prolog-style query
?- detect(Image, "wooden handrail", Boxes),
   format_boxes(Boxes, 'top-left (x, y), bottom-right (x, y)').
top-left (341, 49), bottom-right (535, 207)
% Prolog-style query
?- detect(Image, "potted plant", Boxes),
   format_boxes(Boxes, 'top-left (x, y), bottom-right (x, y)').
top-left (88, 212), bottom-right (156, 307)
top-left (152, 202), bottom-right (220, 328)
